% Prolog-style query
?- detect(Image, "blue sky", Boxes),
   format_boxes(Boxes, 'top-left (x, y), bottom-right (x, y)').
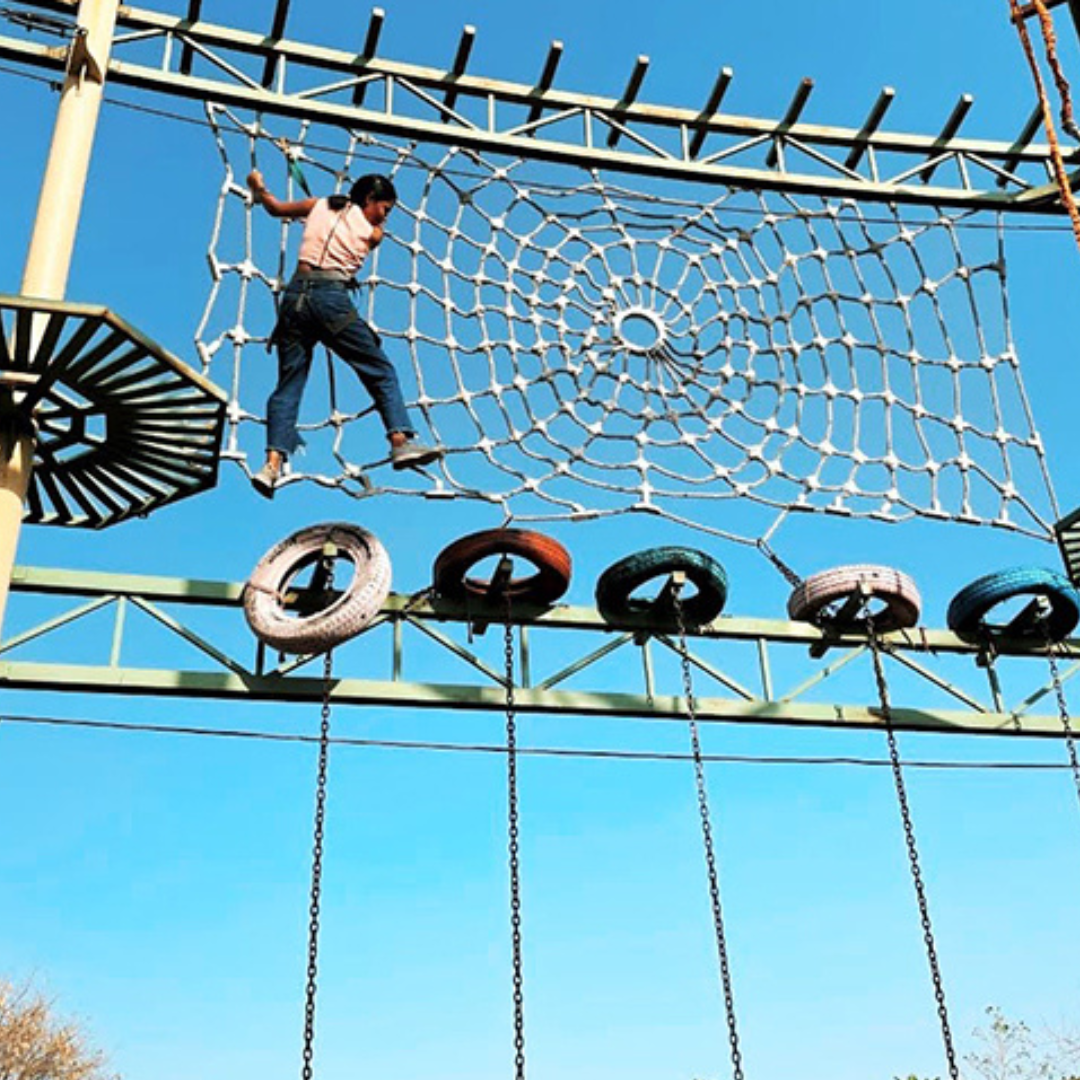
top-left (3, 2), bottom-right (1080, 1080)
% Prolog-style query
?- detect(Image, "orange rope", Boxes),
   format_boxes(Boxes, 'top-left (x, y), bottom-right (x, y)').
top-left (1033, 0), bottom-right (1080, 140)
top-left (1009, 0), bottom-right (1080, 248)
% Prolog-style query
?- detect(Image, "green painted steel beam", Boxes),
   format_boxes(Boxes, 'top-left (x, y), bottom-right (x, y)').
top-left (7, 564), bottom-right (1079, 737)
top-left (1, 5), bottom-right (1075, 211)
top-left (9, 564), bottom-right (243, 605)
top-left (10, 564), bottom-right (1079, 658)
top-left (0, 658), bottom-right (1072, 737)
top-left (81, 6), bottom-right (1070, 162)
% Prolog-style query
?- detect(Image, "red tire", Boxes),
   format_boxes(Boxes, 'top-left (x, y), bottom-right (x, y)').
top-left (244, 522), bottom-right (391, 654)
top-left (433, 529), bottom-right (572, 605)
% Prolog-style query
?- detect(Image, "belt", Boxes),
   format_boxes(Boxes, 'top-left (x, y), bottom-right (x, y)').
top-left (291, 268), bottom-right (357, 288)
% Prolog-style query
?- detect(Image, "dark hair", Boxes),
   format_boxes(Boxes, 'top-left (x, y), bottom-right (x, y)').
top-left (348, 174), bottom-right (397, 207)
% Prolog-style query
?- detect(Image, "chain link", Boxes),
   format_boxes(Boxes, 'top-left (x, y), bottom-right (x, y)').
top-left (1042, 628), bottom-right (1080, 814)
top-left (673, 588), bottom-right (745, 1080)
top-left (504, 602), bottom-right (526, 1080)
top-left (755, 539), bottom-right (802, 589)
top-left (866, 625), bottom-right (959, 1080)
top-left (300, 645), bottom-right (335, 1080)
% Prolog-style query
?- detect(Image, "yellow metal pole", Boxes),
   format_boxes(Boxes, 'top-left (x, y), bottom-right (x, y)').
top-left (21, 0), bottom-right (120, 301)
top-left (0, 0), bottom-right (120, 635)
top-left (0, 417), bottom-right (33, 598)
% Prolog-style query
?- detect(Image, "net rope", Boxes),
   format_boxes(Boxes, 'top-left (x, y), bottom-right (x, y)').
top-left (195, 105), bottom-right (1058, 545)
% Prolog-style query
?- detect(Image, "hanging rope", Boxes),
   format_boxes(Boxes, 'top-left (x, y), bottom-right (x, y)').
top-left (866, 624), bottom-right (960, 1080)
top-left (1028, 0), bottom-right (1080, 140)
top-left (300, 649), bottom-right (335, 1080)
top-left (1007, 0), bottom-right (1080, 250)
top-left (503, 597), bottom-right (527, 1080)
top-left (276, 136), bottom-right (315, 197)
top-left (672, 582), bottom-right (745, 1080)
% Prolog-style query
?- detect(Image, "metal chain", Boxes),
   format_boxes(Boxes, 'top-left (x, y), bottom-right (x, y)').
top-left (300, 648), bottom-right (335, 1080)
top-left (1042, 629), bottom-right (1080, 814)
top-left (673, 588), bottom-right (745, 1080)
top-left (866, 626), bottom-right (959, 1080)
top-left (503, 602), bottom-right (526, 1080)
top-left (755, 538), bottom-right (802, 589)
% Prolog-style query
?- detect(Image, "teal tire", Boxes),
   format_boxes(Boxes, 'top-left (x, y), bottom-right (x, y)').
top-left (595, 547), bottom-right (728, 628)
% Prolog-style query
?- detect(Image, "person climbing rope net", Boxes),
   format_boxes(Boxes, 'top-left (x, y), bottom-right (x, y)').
top-left (199, 108), bottom-right (1056, 547)
top-left (246, 169), bottom-right (444, 498)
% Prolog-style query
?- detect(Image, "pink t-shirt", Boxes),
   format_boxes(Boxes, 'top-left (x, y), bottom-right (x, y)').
top-left (298, 198), bottom-right (376, 275)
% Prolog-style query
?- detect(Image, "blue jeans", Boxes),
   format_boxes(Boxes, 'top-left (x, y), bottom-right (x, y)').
top-left (266, 275), bottom-right (414, 457)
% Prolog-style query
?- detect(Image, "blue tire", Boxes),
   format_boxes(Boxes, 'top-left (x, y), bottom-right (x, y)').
top-left (946, 566), bottom-right (1080, 642)
top-left (595, 547), bottom-right (728, 628)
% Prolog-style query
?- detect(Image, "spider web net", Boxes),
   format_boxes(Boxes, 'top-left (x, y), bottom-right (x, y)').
top-left (196, 105), bottom-right (1058, 544)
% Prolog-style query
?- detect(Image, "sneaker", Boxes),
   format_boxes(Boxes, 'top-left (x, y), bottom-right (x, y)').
top-left (251, 462), bottom-right (280, 499)
top-left (391, 439), bottom-right (445, 471)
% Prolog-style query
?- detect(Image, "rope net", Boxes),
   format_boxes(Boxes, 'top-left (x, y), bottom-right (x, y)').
top-left (196, 105), bottom-right (1057, 544)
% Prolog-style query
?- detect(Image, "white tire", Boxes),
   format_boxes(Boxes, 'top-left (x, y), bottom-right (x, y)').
top-left (787, 564), bottom-right (921, 633)
top-left (244, 522), bottom-right (391, 654)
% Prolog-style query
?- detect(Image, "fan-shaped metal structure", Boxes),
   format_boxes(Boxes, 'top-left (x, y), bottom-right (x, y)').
top-left (0, 294), bottom-right (227, 527)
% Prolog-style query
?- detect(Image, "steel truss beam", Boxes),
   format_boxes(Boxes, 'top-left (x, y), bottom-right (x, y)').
top-left (0, 1), bottom-right (1077, 211)
top-left (4, 564), bottom-right (1080, 738)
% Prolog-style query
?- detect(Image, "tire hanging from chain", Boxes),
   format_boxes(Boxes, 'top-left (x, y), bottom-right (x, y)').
top-left (866, 623), bottom-right (960, 1080)
top-left (503, 593), bottom-right (527, 1080)
top-left (671, 582), bottom-right (745, 1080)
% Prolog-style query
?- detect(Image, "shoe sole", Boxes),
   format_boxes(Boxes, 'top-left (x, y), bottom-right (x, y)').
top-left (392, 450), bottom-right (444, 471)
top-left (251, 476), bottom-right (276, 500)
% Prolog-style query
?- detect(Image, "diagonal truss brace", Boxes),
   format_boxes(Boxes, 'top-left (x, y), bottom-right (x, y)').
top-left (3, 563), bottom-right (1080, 739)
top-left (0, 0), bottom-right (1077, 211)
